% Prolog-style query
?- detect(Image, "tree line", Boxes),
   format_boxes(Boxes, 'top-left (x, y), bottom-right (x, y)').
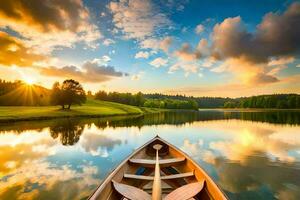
top-left (1, 78), bottom-right (300, 109)
top-left (145, 93), bottom-right (300, 109)
top-left (144, 93), bottom-right (230, 108)
top-left (0, 79), bottom-right (23, 96)
top-left (223, 94), bottom-right (300, 109)
top-left (95, 91), bottom-right (144, 106)
top-left (144, 98), bottom-right (198, 110)
top-left (95, 90), bottom-right (198, 110)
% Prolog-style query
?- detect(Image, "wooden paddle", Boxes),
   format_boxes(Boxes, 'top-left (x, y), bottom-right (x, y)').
top-left (152, 144), bottom-right (162, 200)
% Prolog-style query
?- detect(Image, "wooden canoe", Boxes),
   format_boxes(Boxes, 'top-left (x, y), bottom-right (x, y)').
top-left (88, 136), bottom-right (228, 200)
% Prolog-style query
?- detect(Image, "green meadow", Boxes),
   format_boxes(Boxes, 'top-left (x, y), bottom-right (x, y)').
top-left (0, 98), bottom-right (162, 122)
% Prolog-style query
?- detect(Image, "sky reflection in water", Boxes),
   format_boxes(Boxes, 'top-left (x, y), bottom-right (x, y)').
top-left (0, 111), bottom-right (300, 200)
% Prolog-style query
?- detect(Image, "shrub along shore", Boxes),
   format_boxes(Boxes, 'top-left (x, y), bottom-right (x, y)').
top-left (0, 99), bottom-right (164, 123)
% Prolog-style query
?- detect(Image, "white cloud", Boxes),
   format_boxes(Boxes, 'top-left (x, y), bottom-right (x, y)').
top-left (103, 39), bottom-right (115, 46)
top-left (168, 61), bottom-right (199, 75)
top-left (149, 57), bottom-right (168, 68)
top-left (202, 57), bottom-right (216, 68)
top-left (93, 55), bottom-right (111, 65)
top-left (140, 38), bottom-right (161, 49)
top-left (268, 56), bottom-right (295, 66)
top-left (267, 65), bottom-right (287, 76)
top-left (135, 51), bottom-right (150, 59)
top-left (195, 24), bottom-right (205, 34)
top-left (108, 0), bottom-right (170, 40)
top-left (140, 36), bottom-right (173, 53)
top-left (79, 131), bottom-right (121, 157)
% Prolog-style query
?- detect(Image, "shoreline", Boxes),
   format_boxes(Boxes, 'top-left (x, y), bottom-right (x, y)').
top-left (0, 112), bottom-right (147, 123)
top-left (0, 99), bottom-right (166, 123)
top-left (1, 104), bottom-right (299, 123)
top-left (0, 107), bottom-right (167, 123)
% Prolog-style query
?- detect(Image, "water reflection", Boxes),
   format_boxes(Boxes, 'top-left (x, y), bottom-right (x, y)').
top-left (0, 110), bottom-right (300, 199)
top-left (50, 120), bottom-right (84, 145)
top-left (215, 154), bottom-right (300, 200)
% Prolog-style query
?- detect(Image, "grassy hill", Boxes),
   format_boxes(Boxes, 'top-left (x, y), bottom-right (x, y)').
top-left (0, 98), bottom-right (162, 122)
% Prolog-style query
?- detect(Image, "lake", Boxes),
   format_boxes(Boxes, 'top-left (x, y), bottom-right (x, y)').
top-left (0, 110), bottom-right (300, 200)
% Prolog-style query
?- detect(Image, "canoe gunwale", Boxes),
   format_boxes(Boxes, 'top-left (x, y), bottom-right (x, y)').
top-left (88, 135), bottom-right (229, 200)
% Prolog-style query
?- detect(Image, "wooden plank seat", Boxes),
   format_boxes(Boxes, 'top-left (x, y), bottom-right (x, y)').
top-left (129, 157), bottom-right (186, 168)
top-left (161, 172), bottom-right (194, 180)
top-left (124, 171), bottom-right (194, 181)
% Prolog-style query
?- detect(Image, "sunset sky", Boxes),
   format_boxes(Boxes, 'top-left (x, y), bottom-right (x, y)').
top-left (0, 0), bottom-right (300, 97)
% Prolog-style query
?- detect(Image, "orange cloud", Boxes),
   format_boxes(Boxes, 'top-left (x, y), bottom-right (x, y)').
top-left (40, 60), bottom-right (128, 83)
top-left (206, 3), bottom-right (300, 85)
top-left (140, 36), bottom-right (173, 53)
top-left (0, 0), bottom-right (101, 52)
top-left (211, 58), bottom-right (279, 85)
top-left (173, 43), bottom-right (201, 62)
top-left (0, 31), bottom-right (45, 67)
top-left (0, 0), bottom-right (88, 32)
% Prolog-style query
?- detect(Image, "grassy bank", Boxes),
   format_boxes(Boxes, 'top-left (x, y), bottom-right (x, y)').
top-left (0, 98), bottom-right (163, 123)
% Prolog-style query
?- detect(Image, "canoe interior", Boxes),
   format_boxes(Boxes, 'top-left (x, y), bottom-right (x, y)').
top-left (89, 136), bottom-right (227, 200)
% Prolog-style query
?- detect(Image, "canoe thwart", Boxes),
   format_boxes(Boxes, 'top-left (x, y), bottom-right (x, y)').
top-left (124, 174), bottom-right (154, 181)
top-left (124, 171), bottom-right (194, 180)
top-left (161, 171), bottom-right (194, 180)
top-left (129, 157), bottom-right (186, 167)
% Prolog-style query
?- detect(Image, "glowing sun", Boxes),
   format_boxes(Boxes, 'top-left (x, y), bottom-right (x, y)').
top-left (23, 77), bottom-right (35, 85)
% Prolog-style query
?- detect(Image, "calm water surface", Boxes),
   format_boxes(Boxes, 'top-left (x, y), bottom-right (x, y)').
top-left (0, 110), bottom-right (300, 200)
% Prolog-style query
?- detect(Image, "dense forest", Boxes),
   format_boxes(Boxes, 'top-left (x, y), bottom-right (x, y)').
top-left (0, 79), bottom-right (23, 96)
top-left (95, 91), bottom-right (145, 106)
top-left (145, 93), bottom-right (300, 109)
top-left (144, 93), bottom-right (230, 108)
top-left (143, 98), bottom-right (198, 110)
top-left (95, 90), bottom-right (198, 110)
top-left (223, 94), bottom-right (300, 109)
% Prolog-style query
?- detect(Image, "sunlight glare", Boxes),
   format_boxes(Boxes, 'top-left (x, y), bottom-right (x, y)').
top-left (23, 77), bottom-right (35, 85)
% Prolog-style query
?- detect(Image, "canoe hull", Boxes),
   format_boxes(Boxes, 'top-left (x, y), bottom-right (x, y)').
top-left (88, 136), bottom-right (228, 200)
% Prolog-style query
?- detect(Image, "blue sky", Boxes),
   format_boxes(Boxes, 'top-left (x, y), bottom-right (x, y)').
top-left (0, 0), bottom-right (299, 97)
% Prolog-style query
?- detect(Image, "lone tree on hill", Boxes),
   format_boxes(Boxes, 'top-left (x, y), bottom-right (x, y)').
top-left (51, 79), bottom-right (86, 109)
